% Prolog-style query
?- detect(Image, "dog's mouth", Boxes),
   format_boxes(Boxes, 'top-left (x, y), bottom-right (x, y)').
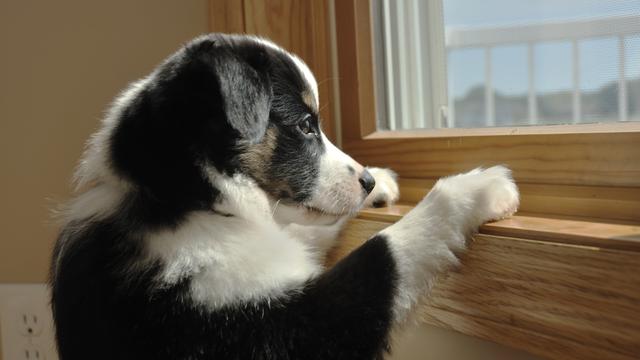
top-left (270, 198), bottom-right (363, 226)
top-left (277, 197), bottom-right (360, 218)
top-left (302, 204), bottom-right (352, 218)
top-left (296, 205), bottom-right (350, 226)
top-left (300, 188), bottom-right (369, 220)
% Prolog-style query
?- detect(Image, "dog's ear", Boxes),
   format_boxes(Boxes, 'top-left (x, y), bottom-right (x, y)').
top-left (107, 37), bottom-right (274, 210)
top-left (212, 46), bottom-right (272, 144)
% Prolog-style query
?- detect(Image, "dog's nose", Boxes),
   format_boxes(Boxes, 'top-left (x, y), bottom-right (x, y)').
top-left (358, 169), bottom-right (376, 194)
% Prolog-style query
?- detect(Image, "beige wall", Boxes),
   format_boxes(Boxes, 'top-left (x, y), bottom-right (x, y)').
top-left (0, 0), bottom-right (209, 283)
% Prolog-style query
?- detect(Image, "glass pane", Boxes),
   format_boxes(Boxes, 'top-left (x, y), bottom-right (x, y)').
top-left (580, 37), bottom-right (619, 122)
top-left (493, 45), bottom-right (528, 126)
top-left (627, 35), bottom-right (640, 121)
top-left (372, 0), bottom-right (640, 130)
top-left (448, 48), bottom-right (485, 128)
top-left (535, 42), bottom-right (573, 124)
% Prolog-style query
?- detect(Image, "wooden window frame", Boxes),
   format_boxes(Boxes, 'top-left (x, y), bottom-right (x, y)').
top-left (335, 0), bottom-right (640, 222)
top-left (333, 3), bottom-right (640, 357)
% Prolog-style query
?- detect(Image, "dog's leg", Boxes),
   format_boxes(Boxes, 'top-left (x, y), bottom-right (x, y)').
top-left (379, 165), bottom-right (519, 321)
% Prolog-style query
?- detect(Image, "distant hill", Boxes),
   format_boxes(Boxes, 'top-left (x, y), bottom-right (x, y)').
top-left (452, 77), bottom-right (640, 127)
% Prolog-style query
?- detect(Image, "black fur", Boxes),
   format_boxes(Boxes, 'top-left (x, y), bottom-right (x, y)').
top-left (51, 34), bottom-right (399, 359)
top-left (53, 214), bottom-right (396, 359)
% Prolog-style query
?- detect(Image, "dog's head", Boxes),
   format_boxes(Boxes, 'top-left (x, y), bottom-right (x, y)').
top-left (78, 34), bottom-right (374, 224)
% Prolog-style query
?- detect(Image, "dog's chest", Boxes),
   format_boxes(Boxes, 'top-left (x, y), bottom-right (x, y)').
top-left (145, 212), bottom-right (321, 309)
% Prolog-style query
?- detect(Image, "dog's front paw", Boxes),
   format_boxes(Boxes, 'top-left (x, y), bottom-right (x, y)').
top-left (363, 167), bottom-right (399, 208)
top-left (432, 165), bottom-right (519, 227)
top-left (477, 165), bottom-right (519, 221)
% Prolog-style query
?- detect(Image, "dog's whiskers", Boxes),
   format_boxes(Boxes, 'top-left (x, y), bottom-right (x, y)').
top-left (271, 199), bottom-right (281, 216)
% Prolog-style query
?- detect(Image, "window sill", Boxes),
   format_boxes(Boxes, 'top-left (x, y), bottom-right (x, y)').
top-left (358, 204), bottom-right (640, 251)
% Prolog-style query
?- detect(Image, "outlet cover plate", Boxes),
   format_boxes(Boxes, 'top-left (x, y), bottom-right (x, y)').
top-left (0, 284), bottom-right (58, 360)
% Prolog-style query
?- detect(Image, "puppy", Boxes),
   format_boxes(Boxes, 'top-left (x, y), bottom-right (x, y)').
top-left (50, 34), bottom-right (519, 360)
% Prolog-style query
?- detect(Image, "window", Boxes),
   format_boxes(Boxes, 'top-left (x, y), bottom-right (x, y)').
top-left (334, 7), bottom-right (639, 348)
top-left (335, 0), bottom-right (639, 221)
top-left (371, 0), bottom-right (640, 130)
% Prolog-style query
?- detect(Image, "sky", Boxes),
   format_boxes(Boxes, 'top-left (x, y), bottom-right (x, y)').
top-left (444, 0), bottom-right (640, 27)
top-left (444, 0), bottom-right (640, 98)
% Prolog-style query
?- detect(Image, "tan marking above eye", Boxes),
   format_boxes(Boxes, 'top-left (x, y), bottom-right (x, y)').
top-left (301, 90), bottom-right (318, 112)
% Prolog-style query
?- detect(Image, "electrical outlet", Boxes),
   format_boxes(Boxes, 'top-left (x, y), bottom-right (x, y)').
top-left (0, 284), bottom-right (58, 360)
top-left (21, 344), bottom-right (46, 360)
top-left (18, 310), bottom-right (44, 337)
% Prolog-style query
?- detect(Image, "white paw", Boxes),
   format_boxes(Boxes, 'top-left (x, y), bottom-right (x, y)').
top-left (434, 165), bottom-right (519, 225)
top-left (363, 167), bottom-right (400, 208)
top-left (478, 166), bottom-right (520, 221)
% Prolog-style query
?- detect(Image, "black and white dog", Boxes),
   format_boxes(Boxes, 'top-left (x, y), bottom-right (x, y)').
top-left (50, 34), bottom-right (519, 359)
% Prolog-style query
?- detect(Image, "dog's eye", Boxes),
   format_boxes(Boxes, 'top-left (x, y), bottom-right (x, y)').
top-left (298, 114), bottom-right (316, 136)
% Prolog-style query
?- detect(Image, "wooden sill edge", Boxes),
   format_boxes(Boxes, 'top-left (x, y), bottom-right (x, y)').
top-left (358, 204), bottom-right (640, 252)
top-left (361, 122), bottom-right (640, 140)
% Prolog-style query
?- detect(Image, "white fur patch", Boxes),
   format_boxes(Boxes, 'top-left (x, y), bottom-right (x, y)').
top-left (62, 183), bottom-right (125, 223)
top-left (281, 217), bottom-right (349, 261)
top-left (381, 166), bottom-right (519, 322)
top-left (249, 36), bottom-right (319, 105)
top-left (74, 76), bottom-right (151, 190)
top-left (271, 201), bottom-right (343, 227)
top-left (52, 183), bottom-right (127, 280)
top-left (146, 170), bottom-right (322, 309)
top-left (290, 54), bottom-right (319, 105)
